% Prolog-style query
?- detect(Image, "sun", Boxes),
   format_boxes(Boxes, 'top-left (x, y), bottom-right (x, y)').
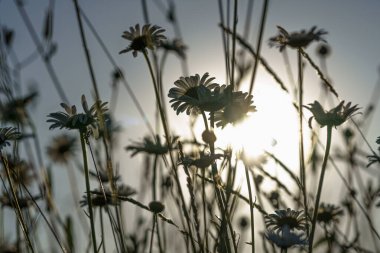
top-left (201, 79), bottom-right (311, 193)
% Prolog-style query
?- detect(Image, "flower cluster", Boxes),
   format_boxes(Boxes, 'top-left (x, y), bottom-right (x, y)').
top-left (269, 26), bottom-right (327, 51)
top-left (304, 100), bottom-right (360, 128)
top-left (119, 24), bottom-right (166, 57)
top-left (168, 73), bottom-right (255, 128)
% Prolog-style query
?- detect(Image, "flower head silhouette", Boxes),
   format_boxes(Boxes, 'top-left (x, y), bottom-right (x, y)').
top-left (269, 26), bottom-right (327, 51)
top-left (125, 135), bottom-right (177, 157)
top-left (304, 100), bottom-right (360, 128)
top-left (317, 203), bottom-right (343, 225)
top-left (168, 73), bottom-right (232, 115)
top-left (265, 208), bottom-right (307, 232)
top-left (46, 134), bottom-right (77, 164)
top-left (214, 91), bottom-right (256, 128)
top-left (160, 38), bottom-right (187, 59)
top-left (265, 229), bottom-right (308, 250)
top-left (119, 24), bottom-right (166, 57)
top-left (0, 127), bottom-right (21, 151)
top-left (47, 95), bottom-right (108, 133)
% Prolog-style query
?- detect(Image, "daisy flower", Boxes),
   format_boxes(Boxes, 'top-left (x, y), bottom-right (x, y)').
top-left (265, 228), bottom-right (308, 250)
top-left (304, 100), bottom-right (360, 128)
top-left (46, 134), bottom-right (77, 164)
top-left (265, 208), bottom-right (307, 232)
top-left (317, 203), bottom-right (344, 225)
top-left (125, 135), bottom-right (177, 157)
top-left (214, 91), bottom-right (256, 128)
top-left (119, 24), bottom-right (166, 57)
top-left (168, 73), bottom-right (231, 115)
top-left (269, 26), bottom-right (327, 51)
top-left (47, 95), bottom-right (108, 133)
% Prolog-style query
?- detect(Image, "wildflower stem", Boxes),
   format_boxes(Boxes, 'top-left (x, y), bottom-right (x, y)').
top-left (79, 130), bottom-right (98, 253)
top-left (244, 164), bottom-right (255, 253)
top-left (149, 215), bottom-right (156, 253)
top-left (143, 51), bottom-right (197, 252)
top-left (297, 49), bottom-right (308, 235)
top-left (309, 125), bottom-right (332, 252)
top-left (248, 0), bottom-right (269, 96)
top-left (1, 154), bottom-right (35, 253)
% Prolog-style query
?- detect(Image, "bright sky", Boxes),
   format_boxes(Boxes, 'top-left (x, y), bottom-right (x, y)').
top-left (1, 0), bottom-right (380, 251)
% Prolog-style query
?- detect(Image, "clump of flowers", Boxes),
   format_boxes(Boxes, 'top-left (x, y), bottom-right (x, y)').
top-left (269, 26), bottom-right (327, 51)
top-left (304, 100), bottom-right (360, 128)
top-left (47, 95), bottom-right (108, 134)
top-left (119, 24), bottom-right (166, 57)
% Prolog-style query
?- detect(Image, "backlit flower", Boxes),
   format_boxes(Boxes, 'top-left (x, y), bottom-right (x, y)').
top-left (47, 95), bottom-right (108, 132)
top-left (180, 153), bottom-right (224, 169)
top-left (0, 127), bottom-right (21, 151)
top-left (269, 26), bottom-right (327, 52)
top-left (317, 203), bottom-right (343, 225)
top-left (304, 100), bottom-right (360, 128)
top-left (125, 135), bottom-right (177, 157)
top-left (119, 24), bottom-right (166, 57)
top-left (0, 91), bottom-right (38, 124)
top-left (265, 228), bottom-right (308, 250)
top-left (80, 194), bottom-right (119, 207)
top-left (160, 38), bottom-right (187, 59)
top-left (265, 208), bottom-right (307, 232)
top-left (46, 134), bottom-right (77, 164)
top-left (214, 91), bottom-right (256, 128)
top-left (168, 73), bottom-right (231, 115)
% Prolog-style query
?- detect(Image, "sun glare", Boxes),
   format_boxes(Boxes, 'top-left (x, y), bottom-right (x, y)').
top-left (195, 79), bottom-right (311, 192)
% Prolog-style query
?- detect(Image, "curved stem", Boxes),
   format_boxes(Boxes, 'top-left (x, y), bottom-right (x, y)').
top-left (1, 154), bottom-right (35, 253)
top-left (79, 130), bottom-right (97, 253)
top-left (309, 125), bottom-right (332, 252)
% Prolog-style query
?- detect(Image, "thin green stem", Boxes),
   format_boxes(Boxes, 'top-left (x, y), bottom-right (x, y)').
top-left (248, 0), bottom-right (269, 96)
top-left (79, 130), bottom-right (97, 253)
top-left (309, 125), bottom-right (332, 252)
top-left (100, 208), bottom-right (106, 253)
top-left (244, 165), bottom-right (255, 253)
top-left (297, 50), bottom-right (308, 235)
top-left (149, 215), bottom-right (156, 253)
top-left (143, 50), bottom-right (197, 252)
